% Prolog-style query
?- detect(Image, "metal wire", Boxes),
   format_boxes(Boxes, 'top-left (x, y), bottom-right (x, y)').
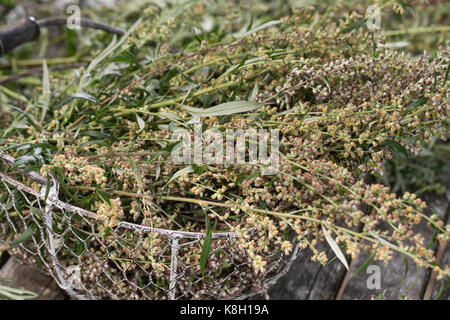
top-left (0, 151), bottom-right (299, 300)
top-left (37, 17), bottom-right (125, 36)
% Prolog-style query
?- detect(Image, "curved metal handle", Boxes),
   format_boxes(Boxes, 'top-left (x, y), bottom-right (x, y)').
top-left (0, 17), bottom-right (40, 57)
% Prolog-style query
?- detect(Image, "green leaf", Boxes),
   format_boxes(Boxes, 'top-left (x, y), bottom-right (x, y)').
top-left (200, 214), bottom-right (213, 276)
top-left (443, 63), bottom-right (449, 87)
top-left (236, 20), bottom-right (281, 38)
top-left (370, 232), bottom-right (402, 251)
top-left (340, 3), bottom-right (386, 35)
top-left (425, 227), bottom-right (439, 249)
top-left (0, 0), bottom-right (16, 8)
top-left (432, 277), bottom-right (448, 300)
top-left (7, 105), bottom-right (42, 132)
top-left (52, 93), bottom-right (98, 111)
top-left (13, 155), bottom-right (36, 167)
top-left (33, 143), bottom-right (57, 151)
top-left (341, 18), bottom-right (367, 34)
top-left (375, 290), bottom-right (386, 300)
top-left (78, 18), bottom-right (142, 91)
top-left (181, 101), bottom-right (262, 117)
top-left (264, 175), bottom-right (278, 187)
top-left (79, 130), bottom-right (114, 141)
top-left (218, 59), bottom-right (246, 80)
top-left (96, 190), bottom-right (111, 208)
top-left (162, 165), bottom-right (193, 192)
top-left (353, 252), bottom-right (376, 275)
top-left (150, 141), bottom-right (181, 161)
top-left (9, 226), bottom-right (35, 247)
top-left (0, 143), bottom-right (56, 153)
top-left (249, 82), bottom-right (259, 101)
top-left (400, 255), bottom-right (409, 286)
top-left (193, 164), bottom-right (208, 175)
top-left (405, 262), bottom-right (421, 292)
top-left (322, 225), bottom-right (349, 271)
top-left (136, 114), bottom-right (146, 131)
top-left (381, 139), bottom-right (408, 159)
top-left (234, 169), bottom-right (262, 187)
top-left (44, 174), bottom-right (51, 204)
top-left (0, 285), bottom-right (38, 300)
top-left (40, 59), bottom-right (51, 121)
top-left (54, 167), bottom-right (79, 203)
top-left (404, 98), bottom-right (428, 114)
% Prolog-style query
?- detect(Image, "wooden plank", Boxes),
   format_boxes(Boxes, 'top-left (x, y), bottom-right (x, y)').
top-left (426, 242), bottom-right (449, 300)
top-left (338, 193), bottom-right (449, 300)
top-left (424, 153), bottom-right (450, 300)
top-left (267, 242), bottom-right (347, 299)
top-left (423, 206), bottom-right (449, 300)
top-left (0, 257), bottom-right (66, 300)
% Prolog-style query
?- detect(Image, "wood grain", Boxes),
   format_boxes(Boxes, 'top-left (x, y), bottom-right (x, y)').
top-left (338, 193), bottom-right (449, 300)
top-left (267, 242), bottom-right (347, 299)
top-left (0, 257), bottom-right (66, 300)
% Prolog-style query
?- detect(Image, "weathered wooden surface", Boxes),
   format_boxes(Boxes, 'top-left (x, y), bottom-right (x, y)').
top-left (265, 192), bottom-right (449, 300)
top-left (0, 256), bottom-right (66, 300)
top-left (337, 193), bottom-right (449, 300)
top-left (268, 242), bottom-right (347, 299)
top-left (428, 241), bottom-right (450, 300)
top-left (423, 207), bottom-right (450, 300)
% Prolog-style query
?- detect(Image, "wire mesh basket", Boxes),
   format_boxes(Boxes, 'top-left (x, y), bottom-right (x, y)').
top-left (0, 151), bottom-right (299, 300)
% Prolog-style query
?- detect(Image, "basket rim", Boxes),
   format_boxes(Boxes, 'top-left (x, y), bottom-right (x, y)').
top-left (0, 151), bottom-right (238, 239)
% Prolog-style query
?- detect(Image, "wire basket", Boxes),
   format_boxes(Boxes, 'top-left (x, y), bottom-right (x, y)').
top-left (0, 151), bottom-right (299, 300)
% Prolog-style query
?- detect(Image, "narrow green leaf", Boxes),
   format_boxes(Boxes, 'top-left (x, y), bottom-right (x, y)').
top-left (432, 277), bottom-right (448, 300)
top-left (340, 2), bottom-right (387, 35)
top-left (7, 105), bottom-right (42, 132)
top-left (13, 155), bottom-right (36, 167)
top-left (200, 214), bottom-right (213, 276)
top-left (79, 130), bottom-right (114, 141)
top-left (322, 225), bottom-right (349, 271)
top-left (96, 190), bottom-right (111, 208)
top-left (405, 97), bottom-right (428, 114)
top-left (234, 169), bottom-right (262, 187)
top-left (218, 59), bottom-right (246, 80)
top-left (405, 262), bottom-right (421, 292)
top-left (381, 139), bottom-right (408, 158)
top-left (237, 20), bottom-right (281, 38)
top-left (181, 101), bottom-right (262, 117)
top-left (370, 232), bottom-right (402, 251)
top-left (9, 226), bottom-right (35, 247)
top-left (0, 0), bottom-right (16, 8)
top-left (0, 285), bottom-right (38, 300)
top-left (44, 174), bottom-right (51, 203)
top-left (341, 18), bottom-right (367, 34)
top-left (150, 141), bottom-right (181, 161)
top-left (249, 82), bottom-right (259, 101)
top-left (78, 18), bottom-right (141, 91)
top-left (54, 167), bottom-right (79, 203)
top-left (162, 165), bottom-right (193, 192)
top-left (400, 255), bottom-right (409, 286)
top-left (425, 227), bottom-right (439, 249)
top-left (375, 290), bottom-right (387, 300)
top-left (354, 252), bottom-right (376, 275)
top-left (40, 59), bottom-right (50, 121)
top-left (0, 143), bottom-right (56, 153)
top-left (136, 115), bottom-right (146, 131)
top-left (52, 93), bottom-right (98, 111)
top-left (443, 63), bottom-right (449, 87)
